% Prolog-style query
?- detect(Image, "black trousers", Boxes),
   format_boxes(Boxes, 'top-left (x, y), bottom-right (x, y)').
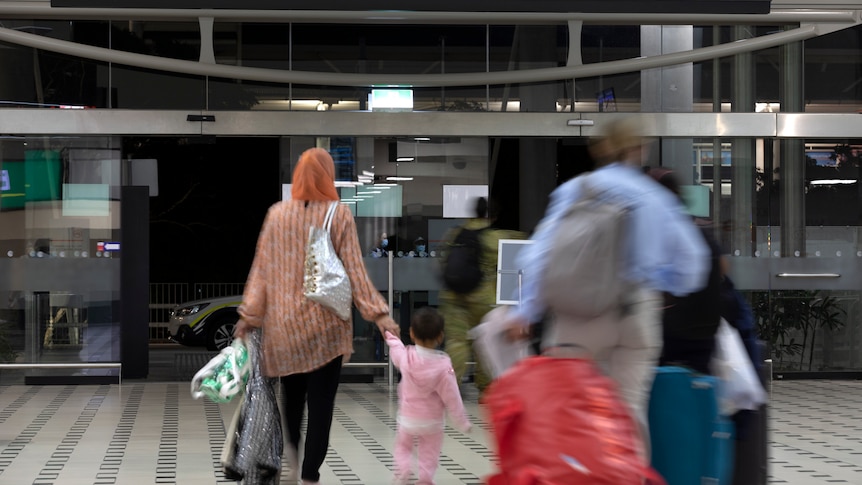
top-left (280, 356), bottom-right (343, 482)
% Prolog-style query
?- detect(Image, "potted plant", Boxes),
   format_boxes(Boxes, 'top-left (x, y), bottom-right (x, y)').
top-left (0, 322), bottom-right (19, 363)
top-left (751, 290), bottom-right (845, 371)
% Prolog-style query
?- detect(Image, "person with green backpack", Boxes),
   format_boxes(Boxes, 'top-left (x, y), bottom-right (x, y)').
top-left (439, 196), bottom-right (524, 394)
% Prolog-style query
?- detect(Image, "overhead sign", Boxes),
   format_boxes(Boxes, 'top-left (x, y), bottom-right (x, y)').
top-left (370, 89), bottom-right (413, 112)
top-left (51, 1), bottom-right (771, 14)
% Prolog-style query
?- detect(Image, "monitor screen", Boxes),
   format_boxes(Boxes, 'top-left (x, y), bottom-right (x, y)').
top-left (0, 150), bottom-right (62, 211)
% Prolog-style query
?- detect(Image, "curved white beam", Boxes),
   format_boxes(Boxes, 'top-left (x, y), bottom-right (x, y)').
top-left (0, 2), bottom-right (857, 24)
top-left (0, 23), bottom-right (832, 87)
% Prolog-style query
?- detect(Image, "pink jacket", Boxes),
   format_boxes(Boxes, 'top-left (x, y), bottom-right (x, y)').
top-left (385, 331), bottom-right (471, 433)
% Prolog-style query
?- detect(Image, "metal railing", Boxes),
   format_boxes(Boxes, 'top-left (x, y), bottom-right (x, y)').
top-left (193, 283), bottom-right (245, 300)
top-left (148, 283), bottom-right (244, 342)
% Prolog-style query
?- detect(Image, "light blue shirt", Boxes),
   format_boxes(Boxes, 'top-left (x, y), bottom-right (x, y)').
top-left (513, 162), bottom-right (711, 324)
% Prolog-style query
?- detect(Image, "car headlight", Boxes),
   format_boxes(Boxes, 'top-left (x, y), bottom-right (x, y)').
top-left (171, 302), bottom-right (210, 318)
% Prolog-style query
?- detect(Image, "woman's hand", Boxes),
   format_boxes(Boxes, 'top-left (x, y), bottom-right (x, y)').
top-left (233, 318), bottom-right (251, 340)
top-left (375, 315), bottom-right (400, 336)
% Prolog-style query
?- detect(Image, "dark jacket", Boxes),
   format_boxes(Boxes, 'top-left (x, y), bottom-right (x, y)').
top-left (662, 225), bottom-right (723, 341)
top-left (659, 224), bottom-right (723, 374)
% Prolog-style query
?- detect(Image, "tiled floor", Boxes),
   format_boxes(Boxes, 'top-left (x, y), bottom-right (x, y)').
top-left (0, 380), bottom-right (492, 485)
top-left (768, 380), bottom-right (862, 484)
top-left (1, 368), bottom-right (862, 484)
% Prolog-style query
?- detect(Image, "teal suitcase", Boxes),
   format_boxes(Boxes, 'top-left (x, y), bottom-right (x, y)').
top-left (648, 366), bottom-right (735, 485)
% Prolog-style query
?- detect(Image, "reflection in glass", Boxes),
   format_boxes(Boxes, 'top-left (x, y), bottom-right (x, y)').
top-left (0, 136), bottom-right (122, 383)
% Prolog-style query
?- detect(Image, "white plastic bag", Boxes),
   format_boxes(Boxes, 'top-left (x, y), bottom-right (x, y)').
top-left (190, 337), bottom-right (250, 403)
top-left (468, 306), bottom-right (533, 380)
top-left (710, 318), bottom-right (768, 415)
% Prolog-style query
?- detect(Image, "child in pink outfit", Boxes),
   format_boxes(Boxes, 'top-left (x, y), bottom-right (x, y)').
top-left (385, 307), bottom-right (472, 485)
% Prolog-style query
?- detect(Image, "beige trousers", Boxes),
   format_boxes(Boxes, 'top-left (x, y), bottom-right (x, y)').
top-left (544, 287), bottom-right (663, 458)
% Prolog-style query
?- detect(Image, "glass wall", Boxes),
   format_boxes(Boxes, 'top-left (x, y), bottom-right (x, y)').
top-left (686, 134), bottom-right (862, 373)
top-left (2, 11), bottom-right (862, 379)
top-left (0, 136), bottom-right (123, 382)
top-left (281, 135), bottom-right (490, 364)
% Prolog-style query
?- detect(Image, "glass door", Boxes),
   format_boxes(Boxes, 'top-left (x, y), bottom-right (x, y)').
top-left (697, 136), bottom-right (862, 375)
top-left (284, 135), bottom-right (491, 376)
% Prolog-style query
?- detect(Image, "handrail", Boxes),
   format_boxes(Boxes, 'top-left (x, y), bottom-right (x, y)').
top-left (776, 273), bottom-right (841, 278)
top-left (0, 362), bottom-right (123, 385)
top-left (0, 363), bottom-right (121, 369)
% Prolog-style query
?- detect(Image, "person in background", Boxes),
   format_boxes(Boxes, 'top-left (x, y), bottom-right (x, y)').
top-left (385, 307), bottom-right (471, 485)
top-left (504, 117), bottom-right (710, 454)
top-left (648, 167), bottom-right (724, 375)
top-left (412, 236), bottom-right (429, 257)
top-left (234, 147), bottom-right (400, 485)
top-left (439, 196), bottom-right (525, 394)
top-left (371, 232), bottom-right (390, 257)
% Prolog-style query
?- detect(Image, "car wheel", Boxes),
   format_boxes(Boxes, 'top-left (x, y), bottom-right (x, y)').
top-left (206, 314), bottom-right (237, 351)
top-left (175, 326), bottom-right (192, 345)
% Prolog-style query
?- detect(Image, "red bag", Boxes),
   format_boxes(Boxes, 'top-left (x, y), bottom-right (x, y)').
top-left (483, 356), bottom-right (665, 485)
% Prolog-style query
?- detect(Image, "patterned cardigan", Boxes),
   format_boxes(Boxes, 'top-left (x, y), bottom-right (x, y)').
top-left (239, 200), bottom-right (390, 377)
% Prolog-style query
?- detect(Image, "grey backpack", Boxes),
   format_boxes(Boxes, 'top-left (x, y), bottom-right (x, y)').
top-left (540, 174), bottom-right (630, 319)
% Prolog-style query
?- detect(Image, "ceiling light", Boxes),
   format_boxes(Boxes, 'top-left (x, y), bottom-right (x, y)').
top-left (414, 137), bottom-right (431, 142)
top-left (810, 179), bottom-right (857, 185)
top-left (396, 157), bottom-right (415, 162)
top-left (386, 176), bottom-right (414, 181)
top-left (356, 190), bottom-right (382, 195)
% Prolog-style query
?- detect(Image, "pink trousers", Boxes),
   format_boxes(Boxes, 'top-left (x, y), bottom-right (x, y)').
top-left (393, 427), bottom-right (444, 485)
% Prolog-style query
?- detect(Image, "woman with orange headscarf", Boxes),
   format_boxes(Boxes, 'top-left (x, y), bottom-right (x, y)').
top-left (235, 147), bottom-right (399, 485)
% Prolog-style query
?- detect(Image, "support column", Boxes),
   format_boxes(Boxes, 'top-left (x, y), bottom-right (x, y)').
top-left (779, 28), bottom-right (805, 257)
top-left (519, 139), bottom-right (557, 231)
top-left (516, 26), bottom-right (558, 232)
top-left (731, 26), bottom-right (757, 257)
top-left (121, 186), bottom-right (149, 379)
top-left (641, 26), bottom-right (694, 180)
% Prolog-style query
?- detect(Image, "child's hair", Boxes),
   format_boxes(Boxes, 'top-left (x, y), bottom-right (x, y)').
top-left (411, 306), bottom-right (444, 341)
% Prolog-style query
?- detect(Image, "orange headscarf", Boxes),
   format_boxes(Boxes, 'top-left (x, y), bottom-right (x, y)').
top-left (291, 147), bottom-right (340, 201)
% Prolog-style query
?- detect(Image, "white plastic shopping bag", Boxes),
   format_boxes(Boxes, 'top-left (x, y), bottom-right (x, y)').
top-left (190, 337), bottom-right (250, 403)
top-left (469, 306), bottom-right (533, 380)
top-left (710, 318), bottom-right (768, 415)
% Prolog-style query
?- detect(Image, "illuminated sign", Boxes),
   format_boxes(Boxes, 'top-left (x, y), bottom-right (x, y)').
top-left (370, 89), bottom-right (413, 112)
top-left (97, 241), bottom-right (121, 252)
